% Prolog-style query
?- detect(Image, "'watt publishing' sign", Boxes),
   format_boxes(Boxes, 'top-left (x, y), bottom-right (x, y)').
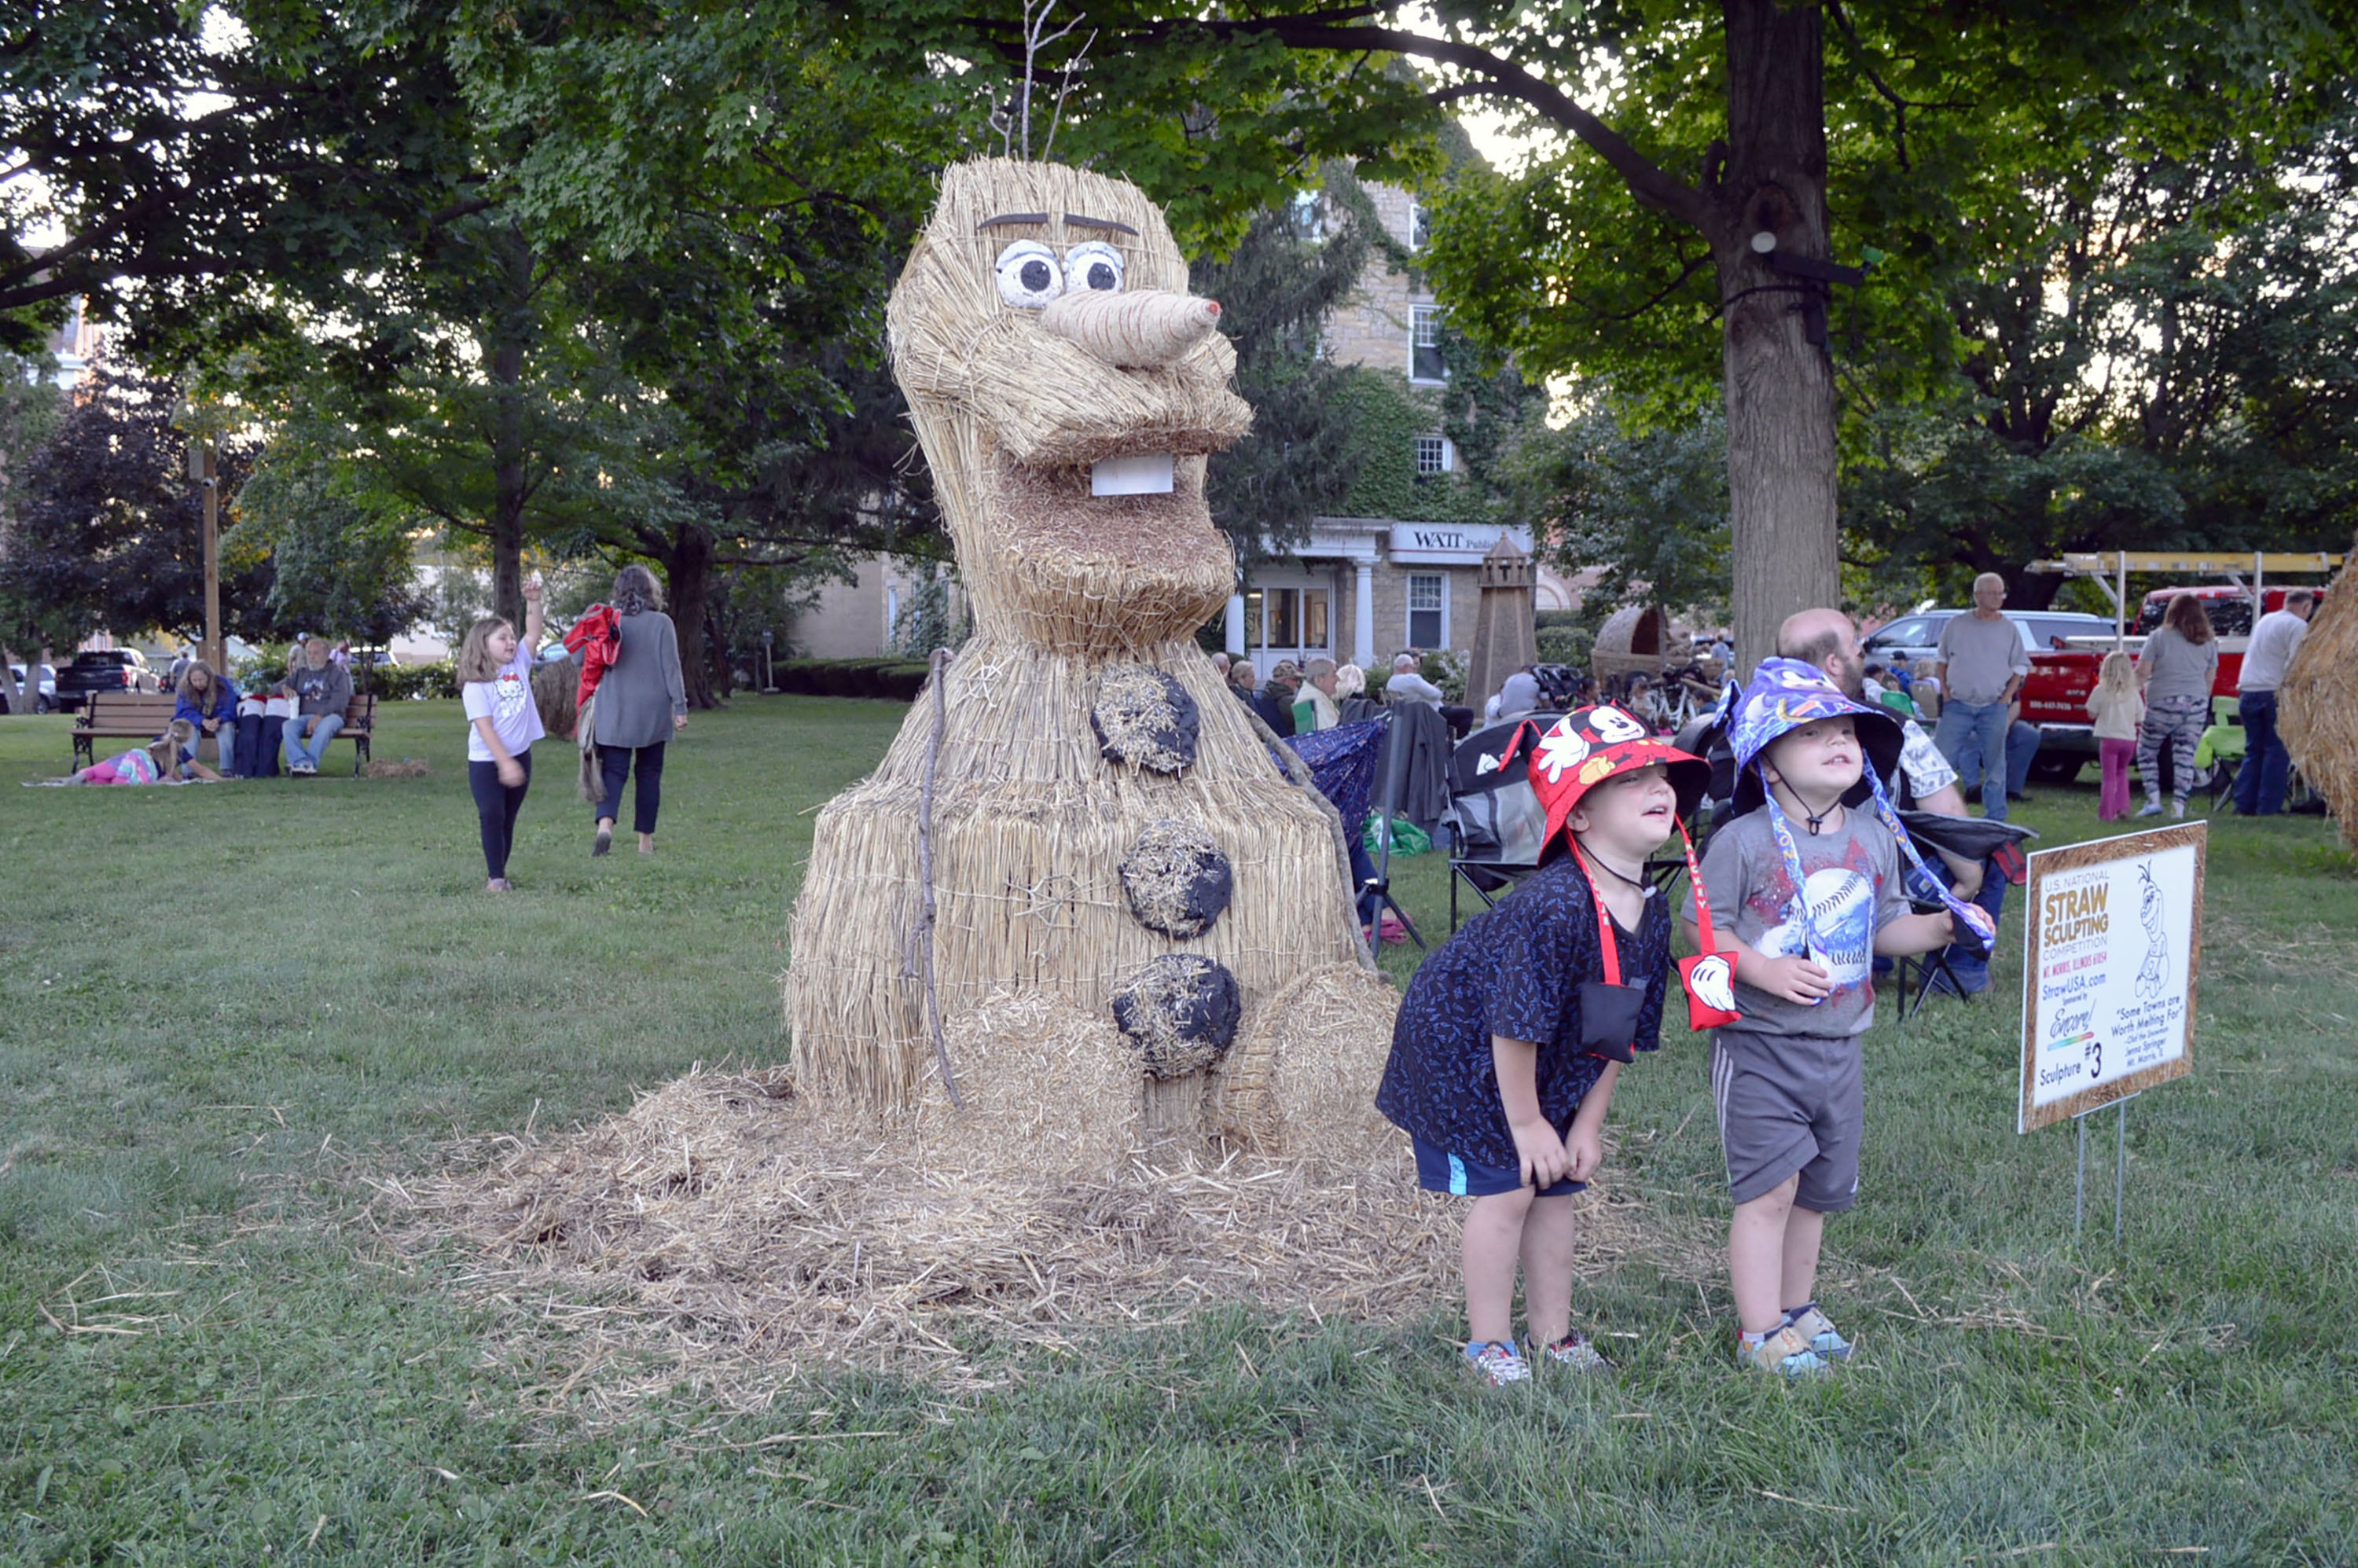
top-left (2018, 822), bottom-right (2206, 1133)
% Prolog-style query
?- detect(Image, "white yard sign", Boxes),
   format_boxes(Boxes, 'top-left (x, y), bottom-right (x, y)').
top-left (2018, 823), bottom-right (2205, 1134)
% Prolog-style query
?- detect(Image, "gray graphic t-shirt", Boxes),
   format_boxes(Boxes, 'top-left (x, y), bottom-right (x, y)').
top-left (1683, 807), bottom-right (1910, 1038)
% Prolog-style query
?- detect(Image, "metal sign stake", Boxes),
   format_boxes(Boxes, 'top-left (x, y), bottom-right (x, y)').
top-left (2072, 1091), bottom-right (2138, 1243)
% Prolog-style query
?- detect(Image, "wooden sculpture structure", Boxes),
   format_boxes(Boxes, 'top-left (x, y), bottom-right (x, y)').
top-left (785, 158), bottom-right (1389, 1151)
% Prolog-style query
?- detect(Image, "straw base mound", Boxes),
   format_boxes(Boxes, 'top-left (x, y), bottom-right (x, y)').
top-left (378, 1059), bottom-right (1681, 1395)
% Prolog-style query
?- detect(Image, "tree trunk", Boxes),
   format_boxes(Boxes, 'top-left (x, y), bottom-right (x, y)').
top-left (0, 644), bottom-right (35, 714)
top-left (486, 230), bottom-right (534, 633)
top-left (661, 523), bottom-right (721, 710)
top-left (1713, 0), bottom-right (1841, 674)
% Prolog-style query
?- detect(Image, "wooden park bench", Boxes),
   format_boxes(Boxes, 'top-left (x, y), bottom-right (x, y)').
top-left (74, 690), bottom-right (376, 775)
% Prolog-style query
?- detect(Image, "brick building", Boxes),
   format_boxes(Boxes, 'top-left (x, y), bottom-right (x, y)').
top-left (1225, 182), bottom-right (1572, 678)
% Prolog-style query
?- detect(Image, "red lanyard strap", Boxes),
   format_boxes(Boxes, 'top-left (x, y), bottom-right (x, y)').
top-left (1568, 843), bottom-right (1624, 986)
top-left (1677, 821), bottom-right (1719, 951)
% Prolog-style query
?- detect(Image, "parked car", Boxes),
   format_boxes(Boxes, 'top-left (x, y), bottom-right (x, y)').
top-left (52, 648), bottom-right (160, 712)
top-left (1861, 608), bottom-right (2118, 667)
top-left (2, 663), bottom-right (58, 714)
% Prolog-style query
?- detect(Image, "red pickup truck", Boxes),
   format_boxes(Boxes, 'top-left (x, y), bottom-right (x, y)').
top-left (2021, 585), bottom-right (2329, 779)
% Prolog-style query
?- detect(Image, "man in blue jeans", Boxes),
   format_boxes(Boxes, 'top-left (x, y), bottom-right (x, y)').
top-left (280, 637), bottom-right (353, 776)
top-left (1933, 575), bottom-right (2030, 821)
top-left (2235, 589), bottom-right (2314, 815)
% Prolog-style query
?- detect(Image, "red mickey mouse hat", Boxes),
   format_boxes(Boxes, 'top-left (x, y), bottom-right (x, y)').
top-left (1504, 705), bottom-right (1711, 857)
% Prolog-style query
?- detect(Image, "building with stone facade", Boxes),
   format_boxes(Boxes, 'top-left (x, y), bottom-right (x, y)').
top-left (1222, 180), bottom-right (1572, 681)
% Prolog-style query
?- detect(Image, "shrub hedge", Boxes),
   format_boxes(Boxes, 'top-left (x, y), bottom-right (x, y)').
top-left (358, 661), bottom-right (460, 701)
top-left (771, 658), bottom-right (935, 702)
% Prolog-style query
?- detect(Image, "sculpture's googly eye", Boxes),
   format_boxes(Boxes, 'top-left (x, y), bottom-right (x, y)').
top-left (994, 240), bottom-right (1063, 308)
top-left (1066, 241), bottom-right (1125, 293)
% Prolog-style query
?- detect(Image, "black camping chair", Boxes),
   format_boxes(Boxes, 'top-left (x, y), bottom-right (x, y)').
top-left (1443, 714), bottom-right (1690, 932)
top-left (1889, 809), bottom-right (2037, 1026)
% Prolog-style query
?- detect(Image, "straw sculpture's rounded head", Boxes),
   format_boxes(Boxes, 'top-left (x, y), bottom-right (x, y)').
top-left (888, 159), bottom-right (1251, 655)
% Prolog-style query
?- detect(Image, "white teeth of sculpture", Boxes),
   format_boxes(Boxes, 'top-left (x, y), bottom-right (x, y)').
top-left (1090, 453), bottom-right (1176, 495)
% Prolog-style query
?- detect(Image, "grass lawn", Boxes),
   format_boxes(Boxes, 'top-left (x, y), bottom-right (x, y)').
top-left (3, 696), bottom-right (2356, 1564)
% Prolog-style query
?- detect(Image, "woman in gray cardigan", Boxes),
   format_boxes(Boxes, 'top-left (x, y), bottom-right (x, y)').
top-left (591, 564), bottom-right (689, 855)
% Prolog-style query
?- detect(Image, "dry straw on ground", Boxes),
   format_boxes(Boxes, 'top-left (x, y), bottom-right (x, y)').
top-left (377, 1053), bottom-right (1673, 1396)
top-left (2279, 542), bottom-right (2358, 848)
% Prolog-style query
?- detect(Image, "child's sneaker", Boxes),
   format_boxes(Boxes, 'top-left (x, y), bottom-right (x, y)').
top-left (1782, 1302), bottom-right (1853, 1362)
top-left (1735, 1324), bottom-right (1827, 1379)
top-left (1526, 1330), bottom-right (1611, 1372)
top-left (1464, 1339), bottom-right (1532, 1386)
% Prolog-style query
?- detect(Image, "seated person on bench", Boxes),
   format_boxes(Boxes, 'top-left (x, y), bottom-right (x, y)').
top-left (279, 638), bottom-right (353, 776)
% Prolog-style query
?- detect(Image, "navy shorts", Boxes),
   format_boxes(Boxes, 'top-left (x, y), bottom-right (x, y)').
top-left (1412, 1136), bottom-right (1585, 1198)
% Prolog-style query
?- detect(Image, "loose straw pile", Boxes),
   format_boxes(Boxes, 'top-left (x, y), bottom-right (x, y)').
top-left (377, 1000), bottom-right (1673, 1393)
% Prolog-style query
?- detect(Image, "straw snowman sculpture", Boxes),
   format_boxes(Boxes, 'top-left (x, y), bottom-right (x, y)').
top-left (785, 159), bottom-right (1390, 1150)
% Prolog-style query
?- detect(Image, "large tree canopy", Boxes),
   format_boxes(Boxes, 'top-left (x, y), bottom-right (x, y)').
top-left (879, 0), bottom-right (2351, 659)
top-left (0, 368), bottom-right (274, 649)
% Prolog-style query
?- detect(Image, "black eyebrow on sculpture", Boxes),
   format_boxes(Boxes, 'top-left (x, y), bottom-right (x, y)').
top-left (1065, 213), bottom-right (1138, 235)
top-left (977, 212), bottom-right (1052, 230)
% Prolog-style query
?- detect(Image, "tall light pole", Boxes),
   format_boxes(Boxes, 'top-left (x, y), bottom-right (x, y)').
top-left (188, 437), bottom-right (220, 674)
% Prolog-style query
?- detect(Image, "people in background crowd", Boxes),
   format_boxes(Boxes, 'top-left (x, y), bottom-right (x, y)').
top-left (587, 564), bottom-right (690, 857)
top-left (2134, 595), bottom-right (2219, 820)
top-left (1932, 574), bottom-right (2029, 821)
top-left (174, 660), bottom-right (241, 778)
top-left (2085, 650), bottom-right (2143, 822)
top-left (2234, 589), bottom-right (2315, 817)
top-left (1293, 657), bottom-right (1341, 733)
top-left (279, 637), bottom-right (354, 777)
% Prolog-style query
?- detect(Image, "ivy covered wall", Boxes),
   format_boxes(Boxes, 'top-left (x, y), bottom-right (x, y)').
top-left (1329, 369), bottom-right (1497, 524)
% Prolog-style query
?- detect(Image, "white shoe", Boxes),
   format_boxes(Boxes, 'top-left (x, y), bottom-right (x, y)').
top-left (2136, 802), bottom-right (2162, 818)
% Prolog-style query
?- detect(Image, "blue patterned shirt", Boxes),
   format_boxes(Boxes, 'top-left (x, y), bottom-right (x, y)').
top-left (1376, 857), bottom-right (1670, 1168)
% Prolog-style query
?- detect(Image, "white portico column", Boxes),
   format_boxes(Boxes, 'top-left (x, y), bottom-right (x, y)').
top-left (1353, 560), bottom-right (1376, 670)
top-left (1225, 593), bottom-right (1247, 656)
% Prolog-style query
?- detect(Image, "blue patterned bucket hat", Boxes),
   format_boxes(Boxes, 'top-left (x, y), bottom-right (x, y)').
top-left (1726, 658), bottom-right (1904, 816)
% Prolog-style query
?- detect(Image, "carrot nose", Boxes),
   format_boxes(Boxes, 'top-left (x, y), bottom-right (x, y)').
top-left (1039, 289), bottom-right (1222, 369)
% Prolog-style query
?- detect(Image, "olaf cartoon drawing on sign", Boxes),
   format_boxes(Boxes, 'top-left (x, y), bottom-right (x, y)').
top-left (2132, 861), bottom-right (2169, 1001)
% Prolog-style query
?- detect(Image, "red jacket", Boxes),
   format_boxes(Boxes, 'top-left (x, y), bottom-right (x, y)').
top-left (564, 604), bottom-right (623, 732)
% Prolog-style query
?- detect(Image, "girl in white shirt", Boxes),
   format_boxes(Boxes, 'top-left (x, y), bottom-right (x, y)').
top-left (456, 578), bottom-right (547, 890)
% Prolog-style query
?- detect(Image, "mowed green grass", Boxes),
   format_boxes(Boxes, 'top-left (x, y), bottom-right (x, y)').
top-left (2, 698), bottom-right (2355, 1565)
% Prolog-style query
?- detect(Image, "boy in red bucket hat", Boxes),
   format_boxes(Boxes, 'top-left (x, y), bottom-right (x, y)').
top-left (1684, 658), bottom-right (1990, 1377)
top-left (1376, 705), bottom-right (1709, 1385)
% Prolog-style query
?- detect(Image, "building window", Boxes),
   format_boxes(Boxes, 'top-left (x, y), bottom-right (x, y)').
top-left (1409, 573), bottom-right (1445, 650)
top-left (1411, 304), bottom-right (1446, 383)
top-left (1415, 435), bottom-right (1453, 475)
top-left (1243, 588), bottom-right (1265, 648)
top-left (1288, 189), bottom-right (1325, 244)
top-left (1409, 199), bottom-right (1431, 252)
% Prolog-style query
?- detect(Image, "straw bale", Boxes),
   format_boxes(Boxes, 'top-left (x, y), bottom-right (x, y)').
top-left (2279, 547), bottom-right (2358, 849)
top-left (1215, 964), bottom-right (1400, 1155)
top-left (788, 634), bottom-right (1366, 1116)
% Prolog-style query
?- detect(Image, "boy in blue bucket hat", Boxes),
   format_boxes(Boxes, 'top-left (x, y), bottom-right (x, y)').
top-left (1682, 659), bottom-right (1996, 1376)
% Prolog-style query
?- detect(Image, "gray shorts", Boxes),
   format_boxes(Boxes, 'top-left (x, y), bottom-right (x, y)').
top-left (1710, 1027), bottom-right (1863, 1211)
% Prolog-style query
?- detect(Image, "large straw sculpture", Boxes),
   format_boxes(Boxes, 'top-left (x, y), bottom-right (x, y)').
top-left (785, 159), bottom-right (1391, 1151)
top-left (2279, 547), bottom-right (2357, 849)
